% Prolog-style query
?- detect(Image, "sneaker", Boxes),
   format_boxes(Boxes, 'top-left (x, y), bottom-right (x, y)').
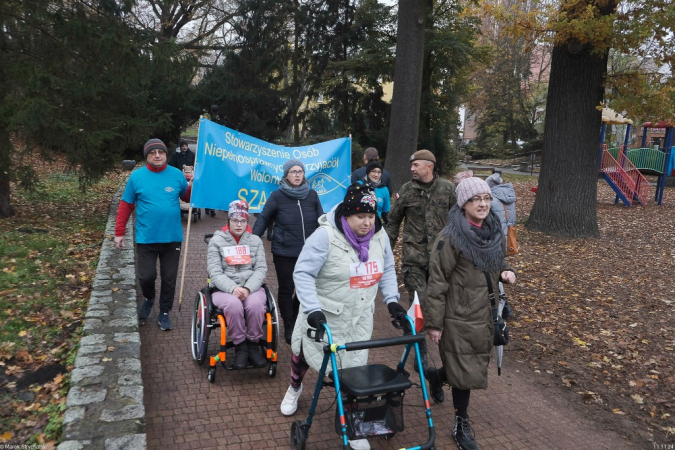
top-left (425, 367), bottom-right (445, 404)
top-left (139, 298), bottom-right (154, 321)
top-left (348, 438), bottom-right (370, 450)
top-left (280, 384), bottom-right (302, 416)
top-left (157, 313), bottom-right (173, 331)
top-left (453, 415), bottom-right (477, 450)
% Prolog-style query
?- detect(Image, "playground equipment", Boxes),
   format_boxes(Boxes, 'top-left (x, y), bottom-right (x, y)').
top-left (598, 108), bottom-right (673, 206)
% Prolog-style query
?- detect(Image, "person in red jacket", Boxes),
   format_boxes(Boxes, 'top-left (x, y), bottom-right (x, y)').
top-left (114, 139), bottom-right (192, 331)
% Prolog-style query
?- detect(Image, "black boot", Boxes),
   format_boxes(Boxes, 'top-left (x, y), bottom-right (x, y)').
top-left (232, 342), bottom-right (249, 370)
top-left (247, 340), bottom-right (267, 368)
top-left (453, 415), bottom-right (477, 450)
top-left (414, 340), bottom-right (429, 374)
top-left (425, 367), bottom-right (445, 404)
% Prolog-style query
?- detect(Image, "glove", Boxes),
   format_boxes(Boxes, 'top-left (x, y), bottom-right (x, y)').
top-left (388, 302), bottom-right (412, 333)
top-left (387, 302), bottom-right (407, 319)
top-left (381, 212), bottom-right (389, 225)
top-left (307, 311), bottom-right (327, 329)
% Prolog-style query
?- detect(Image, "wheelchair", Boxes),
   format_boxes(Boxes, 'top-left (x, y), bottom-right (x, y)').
top-left (190, 235), bottom-right (279, 383)
top-left (290, 314), bottom-right (436, 450)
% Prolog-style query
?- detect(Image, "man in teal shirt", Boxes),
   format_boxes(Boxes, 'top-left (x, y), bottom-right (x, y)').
top-left (115, 139), bottom-right (191, 331)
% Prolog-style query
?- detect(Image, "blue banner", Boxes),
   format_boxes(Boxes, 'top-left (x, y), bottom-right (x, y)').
top-left (191, 119), bottom-right (351, 213)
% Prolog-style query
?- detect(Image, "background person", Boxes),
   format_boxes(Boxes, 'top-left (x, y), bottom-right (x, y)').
top-left (486, 172), bottom-right (517, 319)
top-left (207, 200), bottom-right (268, 369)
top-left (425, 177), bottom-right (516, 450)
top-left (279, 183), bottom-right (406, 450)
top-left (168, 139), bottom-right (195, 170)
top-left (385, 149), bottom-right (456, 385)
top-left (452, 169), bottom-right (473, 186)
top-left (114, 139), bottom-right (191, 331)
top-left (357, 160), bottom-right (390, 224)
top-left (169, 139), bottom-right (215, 217)
top-left (252, 158), bottom-right (323, 344)
top-left (350, 147), bottom-right (393, 196)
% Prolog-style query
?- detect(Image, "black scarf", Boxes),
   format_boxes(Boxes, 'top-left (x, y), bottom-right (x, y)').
top-left (441, 204), bottom-right (504, 272)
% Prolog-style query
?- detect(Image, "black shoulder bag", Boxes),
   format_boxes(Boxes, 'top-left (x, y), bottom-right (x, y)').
top-left (484, 271), bottom-right (509, 346)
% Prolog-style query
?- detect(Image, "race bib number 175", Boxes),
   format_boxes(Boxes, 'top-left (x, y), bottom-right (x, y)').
top-left (349, 259), bottom-right (383, 289)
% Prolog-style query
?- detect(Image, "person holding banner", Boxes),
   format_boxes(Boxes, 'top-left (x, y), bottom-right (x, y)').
top-left (279, 183), bottom-right (407, 450)
top-left (425, 177), bottom-right (516, 450)
top-left (252, 159), bottom-right (323, 345)
top-left (207, 200), bottom-right (268, 370)
top-left (114, 138), bottom-right (191, 331)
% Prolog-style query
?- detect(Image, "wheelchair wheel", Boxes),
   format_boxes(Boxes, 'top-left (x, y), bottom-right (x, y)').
top-left (268, 363), bottom-right (276, 378)
top-left (190, 291), bottom-right (210, 365)
top-left (290, 421), bottom-right (308, 450)
top-left (207, 367), bottom-right (216, 383)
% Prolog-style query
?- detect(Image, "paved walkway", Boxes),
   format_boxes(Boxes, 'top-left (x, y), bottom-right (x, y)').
top-left (139, 212), bottom-right (630, 450)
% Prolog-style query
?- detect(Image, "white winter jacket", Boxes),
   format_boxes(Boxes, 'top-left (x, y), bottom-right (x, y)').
top-left (291, 207), bottom-right (400, 373)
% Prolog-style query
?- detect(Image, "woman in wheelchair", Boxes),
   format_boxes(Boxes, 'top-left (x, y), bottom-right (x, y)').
top-left (279, 184), bottom-right (407, 450)
top-left (207, 200), bottom-right (268, 370)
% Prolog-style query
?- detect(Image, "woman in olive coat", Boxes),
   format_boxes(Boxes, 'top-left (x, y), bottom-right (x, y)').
top-left (426, 177), bottom-right (516, 450)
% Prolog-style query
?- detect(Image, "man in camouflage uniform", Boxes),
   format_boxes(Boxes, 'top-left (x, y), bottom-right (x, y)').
top-left (386, 149), bottom-right (456, 402)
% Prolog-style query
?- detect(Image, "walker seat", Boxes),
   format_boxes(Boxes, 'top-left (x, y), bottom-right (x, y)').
top-left (329, 364), bottom-right (411, 397)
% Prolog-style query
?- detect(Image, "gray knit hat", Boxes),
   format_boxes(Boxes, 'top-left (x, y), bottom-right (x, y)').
top-left (456, 177), bottom-right (491, 207)
top-left (143, 139), bottom-right (167, 157)
top-left (283, 158), bottom-right (305, 177)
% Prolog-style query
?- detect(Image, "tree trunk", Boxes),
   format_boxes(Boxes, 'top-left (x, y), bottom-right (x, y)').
top-left (526, 42), bottom-right (608, 237)
top-left (385, 0), bottom-right (427, 195)
top-left (0, 126), bottom-right (14, 218)
top-left (0, 53), bottom-right (13, 218)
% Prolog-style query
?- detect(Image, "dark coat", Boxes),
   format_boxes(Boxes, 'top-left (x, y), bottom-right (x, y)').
top-left (426, 234), bottom-right (511, 390)
top-left (168, 149), bottom-right (195, 170)
top-left (252, 188), bottom-right (323, 257)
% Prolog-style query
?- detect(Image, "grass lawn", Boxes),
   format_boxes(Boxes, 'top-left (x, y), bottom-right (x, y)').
top-left (0, 157), bottom-right (126, 446)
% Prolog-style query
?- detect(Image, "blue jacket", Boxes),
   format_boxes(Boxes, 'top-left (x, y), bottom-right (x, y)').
top-left (252, 188), bottom-right (323, 257)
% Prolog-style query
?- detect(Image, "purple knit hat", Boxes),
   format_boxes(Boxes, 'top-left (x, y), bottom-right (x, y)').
top-left (456, 177), bottom-right (491, 207)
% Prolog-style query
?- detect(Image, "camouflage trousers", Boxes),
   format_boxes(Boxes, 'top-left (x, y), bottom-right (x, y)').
top-left (402, 264), bottom-right (430, 310)
top-left (402, 264), bottom-right (430, 371)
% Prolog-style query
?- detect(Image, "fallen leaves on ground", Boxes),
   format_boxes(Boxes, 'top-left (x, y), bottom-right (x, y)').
top-left (506, 176), bottom-right (674, 444)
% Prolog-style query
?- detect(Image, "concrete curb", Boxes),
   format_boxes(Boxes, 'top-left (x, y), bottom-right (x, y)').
top-left (59, 183), bottom-right (146, 450)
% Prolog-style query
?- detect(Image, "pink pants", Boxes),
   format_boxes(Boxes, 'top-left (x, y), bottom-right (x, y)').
top-left (211, 288), bottom-right (267, 345)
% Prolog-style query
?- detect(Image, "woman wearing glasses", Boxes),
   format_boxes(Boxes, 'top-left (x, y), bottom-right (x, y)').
top-left (252, 159), bottom-right (323, 344)
top-left (208, 200), bottom-right (268, 370)
top-left (357, 160), bottom-right (391, 224)
top-left (425, 177), bottom-right (516, 450)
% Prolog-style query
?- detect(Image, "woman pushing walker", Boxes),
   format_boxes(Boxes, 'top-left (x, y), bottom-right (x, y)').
top-left (425, 177), bottom-right (516, 450)
top-left (279, 183), bottom-right (407, 450)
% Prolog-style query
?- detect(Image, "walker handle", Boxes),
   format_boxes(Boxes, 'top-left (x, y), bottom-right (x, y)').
top-left (306, 320), bottom-right (326, 342)
top-left (343, 334), bottom-right (424, 352)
